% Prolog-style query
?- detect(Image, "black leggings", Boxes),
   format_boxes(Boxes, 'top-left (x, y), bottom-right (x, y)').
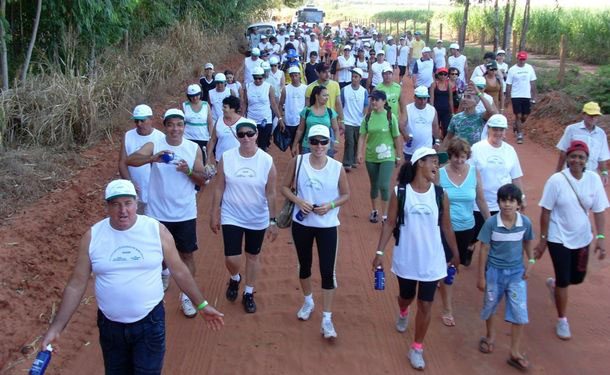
top-left (291, 222), bottom-right (338, 290)
top-left (548, 242), bottom-right (589, 288)
top-left (397, 276), bottom-right (438, 302)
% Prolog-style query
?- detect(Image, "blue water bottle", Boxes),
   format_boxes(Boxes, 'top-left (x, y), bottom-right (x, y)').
top-left (406, 133), bottom-right (413, 148)
top-left (160, 152), bottom-right (174, 163)
top-left (29, 345), bottom-right (52, 375)
top-left (374, 266), bottom-right (385, 290)
top-left (444, 265), bottom-right (456, 285)
top-left (296, 204), bottom-right (317, 221)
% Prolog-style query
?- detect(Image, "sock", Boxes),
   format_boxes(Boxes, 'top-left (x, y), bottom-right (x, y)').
top-left (231, 274), bottom-right (241, 282)
top-left (400, 307), bottom-right (409, 317)
top-left (322, 311), bottom-right (332, 321)
top-left (245, 285), bottom-right (254, 295)
top-left (411, 342), bottom-right (424, 350)
top-left (161, 268), bottom-right (170, 276)
top-left (558, 317), bottom-right (568, 322)
top-left (304, 294), bottom-right (314, 305)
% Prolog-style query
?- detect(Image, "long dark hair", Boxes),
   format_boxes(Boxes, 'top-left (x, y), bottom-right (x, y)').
top-left (309, 85), bottom-right (326, 107)
top-left (397, 156), bottom-right (432, 185)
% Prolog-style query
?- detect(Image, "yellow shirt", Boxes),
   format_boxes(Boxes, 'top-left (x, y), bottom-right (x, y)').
top-left (305, 79), bottom-right (341, 110)
top-left (411, 40), bottom-right (426, 59)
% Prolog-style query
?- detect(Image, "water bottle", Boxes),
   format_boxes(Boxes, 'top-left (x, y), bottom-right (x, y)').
top-left (29, 345), bottom-right (52, 375)
top-left (374, 267), bottom-right (385, 290)
top-left (296, 204), bottom-right (317, 221)
top-left (444, 265), bottom-right (456, 285)
top-left (406, 133), bottom-right (413, 148)
top-left (160, 151), bottom-right (174, 163)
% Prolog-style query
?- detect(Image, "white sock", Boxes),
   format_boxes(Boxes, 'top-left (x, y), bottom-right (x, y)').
top-left (245, 285), bottom-right (254, 294)
top-left (322, 311), bottom-right (332, 321)
top-left (161, 268), bottom-right (170, 276)
top-left (231, 274), bottom-right (241, 282)
top-left (558, 317), bottom-right (568, 322)
top-left (304, 294), bottom-right (314, 305)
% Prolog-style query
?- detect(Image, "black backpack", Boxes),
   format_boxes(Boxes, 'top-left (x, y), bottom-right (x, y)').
top-left (393, 184), bottom-right (444, 246)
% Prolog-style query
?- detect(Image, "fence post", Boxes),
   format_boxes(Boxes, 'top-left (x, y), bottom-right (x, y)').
top-left (558, 34), bottom-right (567, 85)
top-left (426, 21), bottom-right (431, 45)
top-left (440, 23), bottom-right (443, 40)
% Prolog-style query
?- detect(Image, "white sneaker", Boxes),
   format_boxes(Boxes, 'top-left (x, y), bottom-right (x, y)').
top-left (556, 319), bottom-right (571, 340)
top-left (320, 319), bottom-right (337, 339)
top-left (396, 312), bottom-right (409, 333)
top-left (297, 301), bottom-right (315, 321)
top-left (180, 294), bottom-right (197, 318)
top-left (408, 348), bottom-right (425, 370)
top-left (162, 273), bottom-right (170, 292)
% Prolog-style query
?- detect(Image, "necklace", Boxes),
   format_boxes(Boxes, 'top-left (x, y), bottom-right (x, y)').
top-left (449, 164), bottom-right (466, 177)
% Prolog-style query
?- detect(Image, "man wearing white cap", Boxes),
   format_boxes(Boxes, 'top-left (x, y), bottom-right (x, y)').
top-left (305, 33), bottom-right (320, 62)
top-left (373, 33), bottom-right (385, 54)
top-left (40, 179), bottom-right (224, 374)
top-left (448, 43), bottom-right (468, 86)
top-left (495, 50), bottom-right (509, 92)
top-left (369, 50), bottom-right (391, 89)
top-left (337, 45), bottom-right (356, 89)
top-left (384, 36), bottom-right (398, 70)
top-left (242, 48), bottom-right (263, 85)
top-left (412, 47), bottom-right (436, 89)
top-left (280, 66), bottom-right (308, 149)
top-left (127, 109), bottom-right (207, 318)
top-left (209, 73), bottom-right (237, 123)
top-left (199, 63), bottom-right (215, 102)
top-left (397, 36), bottom-right (411, 82)
top-left (409, 31), bottom-right (426, 75)
top-left (118, 104), bottom-right (165, 215)
top-left (403, 86), bottom-right (441, 160)
top-left (258, 34), bottom-right (272, 55)
top-left (433, 40), bottom-right (447, 69)
top-left (341, 68), bottom-right (369, 170)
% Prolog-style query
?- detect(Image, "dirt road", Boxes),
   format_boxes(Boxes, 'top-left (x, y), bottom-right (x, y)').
top-left (6, 78), bottom-right (610, 375)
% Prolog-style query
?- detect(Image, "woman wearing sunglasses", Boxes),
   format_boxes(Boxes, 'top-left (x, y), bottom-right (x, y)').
top-left (281, 125), bottom-right (350, 340)
top-left (210, 120), bottom-right (278, 314)
top-left (430, 67), bottom-right (455, 137)
top-left (448, 67), bottom-right (464, 113)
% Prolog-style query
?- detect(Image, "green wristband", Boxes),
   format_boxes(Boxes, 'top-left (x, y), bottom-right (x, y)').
top-left (197, 300), bottom-right (208, 311)
top-left (330, 201), bottom-right (336, 209)
top-left (187, 167), bottom-right (193, 176)
top-left (597, 234), bottom-right (605, 240)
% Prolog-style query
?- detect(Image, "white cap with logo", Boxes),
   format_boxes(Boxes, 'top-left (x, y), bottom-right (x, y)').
top-left (105, 179), bottom-right (137, 201)
top-left (187, 84), bottom-right (202, 96)
top-left (164, 108), bottom-right (185, 120)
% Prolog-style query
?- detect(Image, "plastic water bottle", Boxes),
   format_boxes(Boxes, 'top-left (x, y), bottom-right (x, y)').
top-left (29, 345), bottom-right (52, 375)
top-left (296, 204), bottom-right (317, 221)
top-left (374, 266), bottom-right (385, 290)
top-left (444, 265), bottom-right (456, 285)
top-left (160, 152), bottom-right (174, 163)
top-left (406, 133), bottom-right (413, 148)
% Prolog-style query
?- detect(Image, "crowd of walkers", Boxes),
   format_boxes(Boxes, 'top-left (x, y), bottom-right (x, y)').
top-left (37, 21), bottom-right (608, 374)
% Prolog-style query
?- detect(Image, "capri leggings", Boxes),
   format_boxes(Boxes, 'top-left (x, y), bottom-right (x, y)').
top-left (397, 276), bottom-right (438, 302)
top-left (547, 241), bottom-right (589, 288)
top-left (291, 222), bottom-right (338, 290)
top-left (365, 161), bottom-right (395, 201)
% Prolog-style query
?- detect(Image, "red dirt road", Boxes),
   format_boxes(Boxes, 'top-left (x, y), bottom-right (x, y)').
top-left (5, 80), bottom-right (610, 374)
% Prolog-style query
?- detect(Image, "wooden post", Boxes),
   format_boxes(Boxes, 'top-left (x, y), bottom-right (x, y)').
top-left (440, 23), bottom-right (443, 40)
top-left (558, 34), bottom-right (567, 84)
top-left (426, 21), bottom-right (431, 45)
top-left (512, 30), bottom-right (518, 63)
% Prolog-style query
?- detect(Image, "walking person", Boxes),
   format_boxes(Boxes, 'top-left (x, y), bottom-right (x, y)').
top-left (448, 44), bottom-right (468, 87)
top-left (409, 31), bottom-right (426, 75)
top-left (375, 67), bottom-right (402, 122)
top-left (443, 85), bottom-right (496, 147)
top-left (208, 73), bottom-right (237, 124)
top-left (506, 51), bottom-right (537, 144)
top-left (483, 61), bottom-right (504, 110)
top-left (535, 140), bottom-right (608, 340)
top-left (127, 109), bottom-right (207, 318)
top-left (402, 86), bottom-right (441, 161)
top-left (279, 66), bottom-right (307, 151)
top-left (384, 36), bottom-right (398, 70)
top-left (341, 68), bottom-right (368, 171)
top-left (242, 48), bottom-right (263, 85)
top-left (397, 36), bottom-right (410, 83)
top-left (182, 84), bottom-right (213, 167)
top-left (200, 63), bottom-right (216, 102)
top-left (281, 125), bottom-right (350, 339)
top-left (39, 179), bottom-right (224, 375)
top-left (337, 45), bottom-right (356, 89)
top-left (412, 47), bottom-right (436, 90)
top-left (433, 40), bottom-right (447, 69)
top-left (369, 51), bottom-right (391, 90)
top-left (210, 120), bottom-right (278, 313)
top-left (354, 48), bottom-right (370, 88)
top-left (357, 90), bottom-right (402, 223)
top-left (372, 147), bottom-right (459, 370)
top-left (429, 68), bottom-right (454, 137)
top-left (207, 96), bottom-right (244, 165)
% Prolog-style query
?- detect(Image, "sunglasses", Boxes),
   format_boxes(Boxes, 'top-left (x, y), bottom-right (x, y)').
top-left (237, 131), bottom-right (256, 138)
top-left (488, 68), bottom-right (498, 71)
top-left (253, 76), bottom-right (264, 80)
top-left (309, 138), bottom-right (330, 146)
top-left (438, 72), bottom-right (448, 76)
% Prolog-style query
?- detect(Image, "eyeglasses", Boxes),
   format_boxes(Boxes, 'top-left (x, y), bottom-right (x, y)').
top-left (253, 76), bottom-right (264, 80)
top-left (309, 138), bottom-right (330, 145)
top-left (237, 131), bottom-right (257, 138)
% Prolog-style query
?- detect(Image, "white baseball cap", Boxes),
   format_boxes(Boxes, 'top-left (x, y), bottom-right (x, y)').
top-left (163, 108), bottom-right (185, 120)
top-left (496, 49), bottom-right (506, 55)
top-left (288, 66), bottom-right (301, 74)
top-left (204, 63), bottom-right (214, 70)
top-left (132, 104), bottom-right (153, 120)
top-left (472, 76), bottom-right (486, 87)
top-left (382, 66), bottom-right (393, 73)
top-left (364, 42), bottom-right (371, 47)
top-left (269, 56), bottom-right (280, 65)
top-left (215, 73), bottom-right (227, 82)
top-left (414, 85), bottom-right (430, 98)
top-left (105, 179), bottom-right (137, 201)
top-left (437, 39), bottom-right (443, 43)
top-left (251, 47), bottom-right (261, 56)
top-left (186, 84), bottom-right (202, 96)
top-left (377, 50), bottom-right (385, 55)
top-left (421, 47), bottom-right (432, 54)
top-left (411, 147), bottom-right (448, 164)
top-left (252, 66), bottom-right (265, 76)
top-left (343, 45), bottom-right (352, 50)
top-left (261, 61), bottom-right (271, 71)
top-left (289, 31), bottom-right (295, 36)
top-left (260, 35), bottom-right (268, 39)
top-left (350, 67), bottom-right (364, 77)
top-left (387, 36), bottom-right (393, 41)
top-left (449, 43), bottom-right (460, 50)
top-left (308, 125), bottom-right (330, 139)
top-left (487, 114), bottom-right (508, 128)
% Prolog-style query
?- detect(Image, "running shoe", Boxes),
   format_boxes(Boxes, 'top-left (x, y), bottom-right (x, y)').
top-left (242, 292), bottom-right (257, 313)
top-left (369, 210), bottom-right (379, 223)
top-left (517, 133), bottom-right (524, 144)
top-left (320, 319), bottom-right (337, 339)
top-left (546, 277), bottom-right (556, 303)
top-left (556, 319), bottom-right (571, 340)
top-left (297, 301), bottom-right (315, 321)
top-left (396, 311), bottom-right (409, 333)
top-left (226, 276), bottom-right (241, 302)
top-left (162, 272), bottom-right (170, 292)
top-left (408, 348), bottom-right (425, 370)
top-left (180, 294), bottom-right (197, 318)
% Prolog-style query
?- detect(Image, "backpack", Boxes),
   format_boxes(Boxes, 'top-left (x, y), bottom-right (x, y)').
top-left (393, 184), bottom-right (444, 246)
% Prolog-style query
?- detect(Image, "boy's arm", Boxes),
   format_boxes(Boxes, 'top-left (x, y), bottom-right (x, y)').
top-left (523, 239), bottom-right (534, 279)
top-left (477, 242), bottom-right (489, 292)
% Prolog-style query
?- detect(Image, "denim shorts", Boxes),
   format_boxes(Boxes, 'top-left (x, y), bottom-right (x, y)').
top-left (480, 265), bottom-right (528, 324)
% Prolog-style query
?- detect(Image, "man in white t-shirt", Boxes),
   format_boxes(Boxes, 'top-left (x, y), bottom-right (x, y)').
top-left (412, 47), bottom-right (436, 89)
top-left (555, 102), bottom-right (610, 185)
top-left (279, 66), bottom-right (307, 151)
top-left (341, 68), bottom-right (369, 170)
top-left (337, 45), bottom-right (356, 88)
top-left (506, 51), bottom-right (537, 144)
top-left (448, 43), bottom-right (468, 86)
top-left (242, 48), bottom-right (263, 85)
top-left (397, 36), bottom-right (410, 82)
top-left (384, 36), bottom-right (398, 68)
top-left (369, 51), bottom-right (391, 89)
top-left (305, 33), bottom-right (320, 61)
top-left (402, 86), bottom-right (441, 159)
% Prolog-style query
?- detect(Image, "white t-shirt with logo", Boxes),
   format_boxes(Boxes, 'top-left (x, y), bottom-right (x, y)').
top-left (284, 84), bottom-right (307, 127)
top-left (123, 128), bottom-right (165, 204)
top-left (397, 44), bottom-right (410, 66)
top-left (370, 61), bottom-right (391, 87)
top-left (506, 63), bottom-right (536, 98)
top-left (404, 103), bottom-right (436, 155)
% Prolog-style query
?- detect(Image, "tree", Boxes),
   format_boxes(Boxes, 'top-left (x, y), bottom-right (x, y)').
top-left (493, 0), bottom-right (499, 51)
top-left (519, 0), bottom-right (531, 51)
top-left (20, 0), bottom-right (42, 84)
top-left (459, 0), bottom-right (470, 49)
top-left (0, 0), bottom-right (8, 90)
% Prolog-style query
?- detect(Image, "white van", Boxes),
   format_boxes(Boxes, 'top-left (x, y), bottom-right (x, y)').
top-left (245, 22), bottom-right (277, 49)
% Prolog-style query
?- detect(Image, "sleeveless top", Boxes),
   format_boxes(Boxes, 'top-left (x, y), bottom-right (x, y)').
top-left (90, 215), bottom-right (163, 323)
top-left (284, 84), bottom-right (307, 126)
top-left (433, 81), bottom-right (451, 113)
top-left (123, 128), bottom-right (165, 204)
top-left (182, 101), bottom-right (210, 141)
top-left (404, 103), bottom-right (436, 155)
top-left (392, 183), bottom-right (447, 281)
top-left (221, 147), bottom-right (273, 230)
top-left (355, 58), bottom-right (369, 79)
top-left (293, 154), bottom-right (342, 228)
top-left (147, 138), bottom-right (199, 222)
top-left (484, 76), bottom-right (502, 108)
top-left (208, 88), bottom-right (231, 123)
top-left (439, 165), bottom-right (477, 231)
top-left (214, 116), bottom-right (242, 161)
top-left (246, 82), bottom-right (272, 124)
top-left (266, 70), bottom-right (283, 100)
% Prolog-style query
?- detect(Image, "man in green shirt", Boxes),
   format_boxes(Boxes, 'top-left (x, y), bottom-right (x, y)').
top-left (375, 67), bottom-right (402, 122)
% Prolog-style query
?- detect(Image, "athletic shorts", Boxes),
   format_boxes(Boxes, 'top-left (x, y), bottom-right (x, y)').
top-left (548, 242), bottom-right (589, 288)
top-left (160, 219), bottom-right (198, 253)
top-left (511, 98), bottom-right (531, 115)
top-left (221, 224), bottom-right (266, 256)
top-left (480, 265), bottom-right (528, 324)
top-left (396, 276), bottom-right (438, 302)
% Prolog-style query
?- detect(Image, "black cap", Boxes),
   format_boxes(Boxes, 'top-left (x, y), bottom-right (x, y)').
top-left (315, 62), bottom-right (330, 73)
top-left (484, 52), bottom-right (496, 60)
top-left (369, 90), bottom-right (387, 101)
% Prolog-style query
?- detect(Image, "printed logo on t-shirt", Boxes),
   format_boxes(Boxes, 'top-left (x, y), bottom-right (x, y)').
top-left (109, 246), bottom-right (144, 262)
top-left (409, 204), bottom-right (433, 215)
top-left (486, 155), bottom-right (505, 167)
top-left (235, 168), bottom-right (256, 178)
top-left (305, 178), bottom-right (323, 191)
top-left (376, 144), bottom-right (392, 159)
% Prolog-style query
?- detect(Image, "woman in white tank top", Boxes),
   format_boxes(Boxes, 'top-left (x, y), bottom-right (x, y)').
top-left (206, 96), bottom-right (242, 164)
top-left (281, 125), bottom-right (350, 341)
top-left (183, 84), bottom-right (213, 164)
top-left (372, 147), bottom-right (459, 370)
